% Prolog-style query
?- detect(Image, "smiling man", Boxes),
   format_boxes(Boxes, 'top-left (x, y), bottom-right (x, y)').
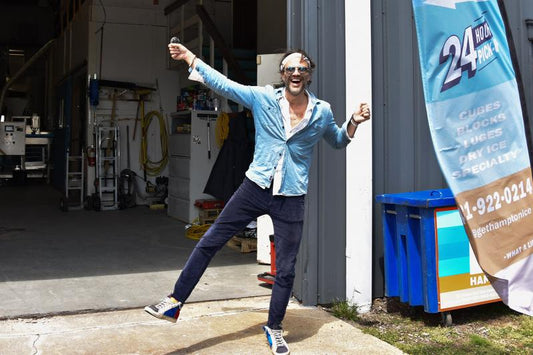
top-left (144, 42), bottom-right (370, 355)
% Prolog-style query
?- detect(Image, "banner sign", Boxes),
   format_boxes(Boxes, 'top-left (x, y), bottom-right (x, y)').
top-left (412, 0), bottom-right (533, 315)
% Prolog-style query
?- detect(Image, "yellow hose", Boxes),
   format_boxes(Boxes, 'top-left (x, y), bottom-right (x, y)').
top-left (140, 110), bottom-right (168, 176)
top-left (185, 219), bottom-right (212, 240)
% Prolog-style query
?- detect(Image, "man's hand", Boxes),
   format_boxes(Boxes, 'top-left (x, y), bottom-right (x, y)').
top-left (168, 43), bottom-right (196, 67)
top-left (347, 102), bottom-right (370, 138)
top-left (352, 103), bottom-right (371, 124)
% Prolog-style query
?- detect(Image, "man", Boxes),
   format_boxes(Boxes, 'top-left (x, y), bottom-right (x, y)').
top-left (144, 41), bottom-right (371, 355)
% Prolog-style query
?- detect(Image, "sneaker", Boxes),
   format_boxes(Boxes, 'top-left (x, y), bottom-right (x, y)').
top-left (144, 296), bottom-right (182, 323)
top-left (263, 325), bottom-right (290, 355)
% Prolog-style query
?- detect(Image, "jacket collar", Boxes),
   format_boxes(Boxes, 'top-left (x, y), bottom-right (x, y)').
top-left (274, 87), bottom-right (320, 107)
top-left (274, 87), bottom-right (322, 128)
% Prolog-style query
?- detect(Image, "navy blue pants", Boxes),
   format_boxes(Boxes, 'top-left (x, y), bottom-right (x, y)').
top-left (172, 177), bottom-right (305, 329)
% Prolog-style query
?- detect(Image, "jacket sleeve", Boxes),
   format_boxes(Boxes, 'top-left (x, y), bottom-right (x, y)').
top-left (321, 107), bottom-right (352, 149)
top-left (191, 59), bottom-right (260, 109)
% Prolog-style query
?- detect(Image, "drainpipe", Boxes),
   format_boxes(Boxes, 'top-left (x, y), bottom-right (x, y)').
top-left (0, 39), bottom-right (56, 115)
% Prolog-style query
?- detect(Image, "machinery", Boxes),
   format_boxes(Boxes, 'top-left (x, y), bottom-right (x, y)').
top-left (0, 117), bottom-right (53, 182)
top-left (0, 121), bottom-right (26, 181)
top-left (0, 121), bottom-right (25, 156)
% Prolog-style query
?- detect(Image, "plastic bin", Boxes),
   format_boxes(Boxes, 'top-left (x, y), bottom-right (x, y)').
top-left (376, 188), bottom-right (500, 322)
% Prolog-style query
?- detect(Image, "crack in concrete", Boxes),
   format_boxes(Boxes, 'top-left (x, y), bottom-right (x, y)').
top-left (31, 333), bottom-right (40, 355)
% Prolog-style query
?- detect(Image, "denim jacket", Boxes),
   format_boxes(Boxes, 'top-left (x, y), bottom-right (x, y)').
top-left (191, 59), bottom-right (352, 196)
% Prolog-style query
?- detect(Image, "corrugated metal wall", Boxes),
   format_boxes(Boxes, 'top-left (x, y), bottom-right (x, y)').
top-left (286, 0), bottom-right (533, 304)
top-left (371, 0), bottom-right (533, 298)
top-left (287, 0), bottom-right (347, 306)
top-left (504, 0), bottom-right (533, 152)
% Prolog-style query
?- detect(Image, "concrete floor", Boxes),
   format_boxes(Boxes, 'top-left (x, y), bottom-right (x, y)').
top-left (0, 296), bottom-right (405, 355)
top-left (0, 181), bottom-right (270, 319)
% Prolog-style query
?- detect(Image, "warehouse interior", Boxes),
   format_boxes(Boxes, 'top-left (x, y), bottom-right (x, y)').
top-left (0, 0), bottom-right (288, 317)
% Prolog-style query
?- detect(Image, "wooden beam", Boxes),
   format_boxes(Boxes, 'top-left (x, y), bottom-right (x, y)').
top-left (164, 0), bottom-right (191, 16)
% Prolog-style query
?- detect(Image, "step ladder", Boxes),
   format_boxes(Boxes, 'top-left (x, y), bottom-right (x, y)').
top-left (95, 126), bottom-right (120, 211)
top-left (59, 150), bottom-right (84, 211)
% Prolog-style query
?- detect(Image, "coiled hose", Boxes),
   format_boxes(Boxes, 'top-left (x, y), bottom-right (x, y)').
top-left (185, 218), bottom-right (212, 240)
top-left (140, 110), bottom-right (168, 176)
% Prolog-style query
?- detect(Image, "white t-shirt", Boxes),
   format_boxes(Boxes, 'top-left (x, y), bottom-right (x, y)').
top-left (272, 89), bottom-right (313, 195)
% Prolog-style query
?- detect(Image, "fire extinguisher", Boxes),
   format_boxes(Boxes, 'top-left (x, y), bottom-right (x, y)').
top-left (87, 145), bottom-right (96, 167)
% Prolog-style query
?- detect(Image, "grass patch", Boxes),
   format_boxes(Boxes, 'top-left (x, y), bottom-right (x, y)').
top-left (327, 299), bottom-right (532, 354)
top-left (330, 300), bottom-right (360, 322)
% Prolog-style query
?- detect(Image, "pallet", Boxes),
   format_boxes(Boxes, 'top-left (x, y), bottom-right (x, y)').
top-left (227, 236), bottom-right (257, 253)
top-left (198, 208), bottom-right (222, 224)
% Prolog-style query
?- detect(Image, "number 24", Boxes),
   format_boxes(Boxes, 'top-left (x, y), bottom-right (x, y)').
top-left (440, 26), bottom-right (477, 92)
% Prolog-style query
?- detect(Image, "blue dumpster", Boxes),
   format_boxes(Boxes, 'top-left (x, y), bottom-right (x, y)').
top-left (376, 189), bottom-right (456, 313)
top-left (376, 189), bottom-right (500, 317)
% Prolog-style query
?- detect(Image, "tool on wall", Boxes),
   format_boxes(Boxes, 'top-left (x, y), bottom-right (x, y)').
top-left (126, 125), bottom-right (131, 169)
top-left (133, 89), bottom-right (151, 141)
top-left (206, 120), bottom-right (211, 159)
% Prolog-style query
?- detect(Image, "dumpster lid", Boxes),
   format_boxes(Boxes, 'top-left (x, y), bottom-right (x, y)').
top-left (375, 188), bottom-right (455, 208)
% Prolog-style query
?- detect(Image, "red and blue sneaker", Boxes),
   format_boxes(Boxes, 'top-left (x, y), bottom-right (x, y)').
top-left (144, 296), bottom-right (182, 323)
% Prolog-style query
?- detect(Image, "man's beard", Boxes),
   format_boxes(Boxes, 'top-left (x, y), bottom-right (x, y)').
top-left (286, 83), bottom-right (305, 97)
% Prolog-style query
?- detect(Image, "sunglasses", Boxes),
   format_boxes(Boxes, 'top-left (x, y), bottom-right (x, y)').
top-left (284, 66), bottom-right (310, 74)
